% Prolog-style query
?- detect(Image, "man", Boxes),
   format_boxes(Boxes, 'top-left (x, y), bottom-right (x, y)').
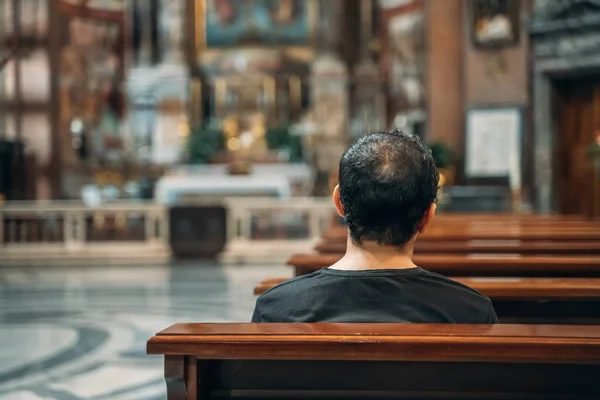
top-left (252, 130), bottom-right (498, 323)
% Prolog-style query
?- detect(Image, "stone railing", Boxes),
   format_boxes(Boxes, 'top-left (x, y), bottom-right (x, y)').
top-left (0, 197), bottom-right (335, 265)
top-left (0, 201), bottom-right (170, 265)
top-left (219, 197), bottom-right (335, 264)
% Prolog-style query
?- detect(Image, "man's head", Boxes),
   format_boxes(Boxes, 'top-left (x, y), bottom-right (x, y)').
top-left (333, 129), bottom-right (439, 248)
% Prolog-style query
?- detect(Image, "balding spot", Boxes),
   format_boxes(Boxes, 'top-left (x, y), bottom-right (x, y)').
top-left (368, 143), bottom-right (406, 181)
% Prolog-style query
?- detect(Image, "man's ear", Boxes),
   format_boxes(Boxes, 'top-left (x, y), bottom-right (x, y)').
top-left (417, 203), bottom-right (436, 234)
top-left (332, 185), bottom-right (344, 217)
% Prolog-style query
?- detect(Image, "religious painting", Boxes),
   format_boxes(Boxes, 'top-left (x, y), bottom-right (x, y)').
top-left (57, 1), bottom-right (126, 168)
top-left (470, 0), bottom-right (520, 49)
top-left (196, 0), bottom-right (317, 49)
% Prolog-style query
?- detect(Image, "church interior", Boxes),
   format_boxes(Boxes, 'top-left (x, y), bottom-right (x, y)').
top-left (2, 0), bottom-right (600, 399)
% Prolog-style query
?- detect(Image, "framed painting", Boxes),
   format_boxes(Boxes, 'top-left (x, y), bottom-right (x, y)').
top-left (193, 0), bottom-right (318, 54)
top-left (469, 0), bottom-right (520, 49)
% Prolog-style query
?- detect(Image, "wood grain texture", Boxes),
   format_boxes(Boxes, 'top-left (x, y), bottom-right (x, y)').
top-left (253, 277), bottom-right (600, 299)
top-left (147, 323), bottom-right (600, 364)
top-left (288, 253), bottom-right (600, 277)
top-left (164, 355), bottom-right (189, 400)
top-left (316, 239), bottom-right (600, 254)
top-left (324, 228), bottom-right (600, 242)
top-left (323, 218), bottom-right (600, 242)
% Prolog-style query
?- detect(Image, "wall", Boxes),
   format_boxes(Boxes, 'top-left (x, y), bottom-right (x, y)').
top-left (463, 1), bottom-right (530, 107)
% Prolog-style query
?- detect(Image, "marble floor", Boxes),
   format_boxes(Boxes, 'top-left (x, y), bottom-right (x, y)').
top-left (0, 262), bottom-right (291, 400)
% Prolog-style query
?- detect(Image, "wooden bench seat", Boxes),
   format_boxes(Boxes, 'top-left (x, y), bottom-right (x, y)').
top-left (408, 213), bottom-right (594, 221)
top-left (323, 227), bottom-right (600, 242)
top-left (289, 253), bottom-right (600, 277)
top-left (315, 239), bottom-right (600, 254)
top-left (147, 323), bottom-right (600, 399)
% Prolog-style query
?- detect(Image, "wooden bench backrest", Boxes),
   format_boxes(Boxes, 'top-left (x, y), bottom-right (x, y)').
top-left (315, 239), bottom-right (600, 254)
top-left (148, 323), bottom-right (600, 400)
top-left (253, 277), bottom-right (600, 298)
top-left (323, 222), bottom-right (600, 242)
top-left (289, 253), bottom-right (600, 277)
top-left (252, 278), bottom-right (600, 324)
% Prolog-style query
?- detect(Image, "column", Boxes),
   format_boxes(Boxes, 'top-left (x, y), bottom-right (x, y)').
top-left (310, 0), bottom-right (349, 195)
top-left (159, 0), bottom-right (185, 64)
top-left (351, 0), bottom-right (385, 138)
top-left (426, 0), bottom-right (463, 149)
top-left (533, 70), bottom-right (553, 213)
top-left (134, 0), bottom-right (154, 66)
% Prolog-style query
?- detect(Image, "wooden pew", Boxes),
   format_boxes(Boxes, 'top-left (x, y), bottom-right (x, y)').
top-left (315, 239), bottom-right (600, 254)
top-left (408, 213), bottom-right (592, 221)
top-left (288, 253), bottom-right (600, 277)
top-left (323, 224), bottom-right (600, 242)
top-left (253, 277), bottom-right (600, 324)
top-left (147, 323), bottom-right (600, 399)
top-left (342, 213), bottom-right (598, 224)
top-left (254, 277), bottom-right (600, 298)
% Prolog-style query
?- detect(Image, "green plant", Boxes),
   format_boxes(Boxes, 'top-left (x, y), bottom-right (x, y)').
top-left (187, 123), bottom-right (225, 164)
top-left (266, 125), bottom-right (304, 162)
top-left (587, 142), bottom-right (600, 160)
top-left (429, 141), bottom-right (454, 169)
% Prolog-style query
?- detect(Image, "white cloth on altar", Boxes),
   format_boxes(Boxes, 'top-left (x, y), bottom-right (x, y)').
top-left (155, 164), bottom-right (313, 204)
top-left (167, 164), bottom-right (312, 181)
top-left (155, 175), bottom-right (291, 205)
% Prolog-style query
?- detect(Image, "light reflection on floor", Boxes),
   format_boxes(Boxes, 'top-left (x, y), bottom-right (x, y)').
top-left (0, 262), bottom-right (290, 400)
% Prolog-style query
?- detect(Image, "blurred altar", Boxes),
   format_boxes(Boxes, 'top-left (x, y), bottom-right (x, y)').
top-left (158, 0), bottom-right (354, 203)
top-left (155, 0), bottom-right (365, 261)
top-left (1, 0), bottom-right (386, 204)
top-left (0, 0), bottom-right (388, 264)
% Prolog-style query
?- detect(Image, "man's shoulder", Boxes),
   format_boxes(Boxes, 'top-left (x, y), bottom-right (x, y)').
top-left (260, 270), bottom-right (325, 298)
top-left (418, 269), bottom-right (492, 302)
top-left (417, 269), bottom-right (496, 322)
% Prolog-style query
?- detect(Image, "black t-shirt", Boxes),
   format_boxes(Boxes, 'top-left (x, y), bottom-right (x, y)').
top-left (252, 267), bottom-right (498, 324)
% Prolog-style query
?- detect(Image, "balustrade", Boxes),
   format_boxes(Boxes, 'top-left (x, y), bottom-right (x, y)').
top-left (0, 197), bottom-right (334, 265)
top-left (219, 197), bottom-right (334, 264)
top-left (0, 201), bottom-right (170, 265)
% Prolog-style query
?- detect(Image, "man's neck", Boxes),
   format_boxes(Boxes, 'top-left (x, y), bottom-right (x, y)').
top-left (328, 236), bottom-right (417, 271)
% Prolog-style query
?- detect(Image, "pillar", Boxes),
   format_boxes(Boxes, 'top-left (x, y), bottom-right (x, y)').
top-left (425, 0), bottom-right (464, 152)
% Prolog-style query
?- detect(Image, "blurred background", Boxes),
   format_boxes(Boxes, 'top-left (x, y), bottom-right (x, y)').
top-left (1, 0), bottom-right (600, 399)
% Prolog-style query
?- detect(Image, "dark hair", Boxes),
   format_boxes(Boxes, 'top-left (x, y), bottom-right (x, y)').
top-left (338, 129), bottom-right (439, 247)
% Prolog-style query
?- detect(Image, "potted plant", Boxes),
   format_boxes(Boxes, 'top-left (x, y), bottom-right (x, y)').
top-left (429, 141), bottom-right (456, 186)
top-left (587, 132), bottom-right (600, 178)
top-left (187, 122), bottom-right (225, 164)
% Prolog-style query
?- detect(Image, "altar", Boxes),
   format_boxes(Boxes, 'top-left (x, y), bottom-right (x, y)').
top-left (154, 163), bottom-right (313, 205)
top-left (156, 163), bottom-right (313, 259)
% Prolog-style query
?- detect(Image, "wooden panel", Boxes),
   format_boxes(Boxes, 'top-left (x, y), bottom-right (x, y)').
top-left (199, 359), bottom-right (599, 399)
top-left (323, 224), bottom-right (600, 242)
top-left (169, 206), bottom-right (227, 259)
top-left (254, 277), bottom-right (600, 299)
top-left (288, 253), bottom-right (600, 277)
top-left (148, 323), bottom-right (600, 363)
top-left (149, 323), bottom-right (600, 399)
top-left (316, 239), bottom-right (600, 254)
